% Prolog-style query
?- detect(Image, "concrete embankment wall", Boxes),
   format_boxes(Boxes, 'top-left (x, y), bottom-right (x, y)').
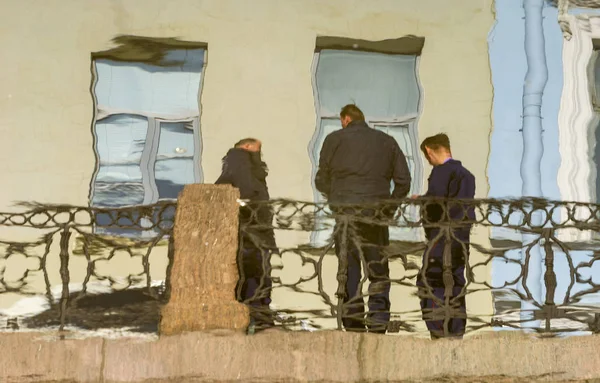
top-left (2, 330), bottom-right (599, 382)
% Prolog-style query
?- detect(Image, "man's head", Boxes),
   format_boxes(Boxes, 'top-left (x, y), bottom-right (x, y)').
top-left (339, 104), bottom-right (365, 128)
top-left (234, 137), bottom-right (262, 153)
top-left (420, 133), bottom-right (452, 166)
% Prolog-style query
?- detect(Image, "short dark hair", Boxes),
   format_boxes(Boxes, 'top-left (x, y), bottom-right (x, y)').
top-left (234, 138), bottom-right (259, 148)
top-left (420, 133), bottom-right (451, 154)
top-left (340, 104), bottom-right (365, 122)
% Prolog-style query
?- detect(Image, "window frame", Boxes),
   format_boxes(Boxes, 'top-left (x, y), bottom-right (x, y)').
top-left (308, 50), bottom-right (425, 246)
top-left (370, 118), bottom-right (423, 194)
top-left (557, 15), bottom-right (600, 243)
top-left (90, 113), bottom-right (202, 205)
top-left (88, 49), bottom-right (206, 236)
top-left (146, 116), bottom-right (202, 203)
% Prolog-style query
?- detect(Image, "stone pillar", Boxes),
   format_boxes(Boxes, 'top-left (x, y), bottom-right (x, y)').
top-left (160, 184), bottom-right (249, 335)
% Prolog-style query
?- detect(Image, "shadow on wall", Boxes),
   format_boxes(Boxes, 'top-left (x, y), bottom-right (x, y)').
top-left (22, 287), bottom-right (164, 333)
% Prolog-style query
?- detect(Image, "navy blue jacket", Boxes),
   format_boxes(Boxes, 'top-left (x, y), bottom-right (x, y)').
top-left (422, 159), bottom-right (476, 241)
top-left (315, 120), bottom-right (411, 204)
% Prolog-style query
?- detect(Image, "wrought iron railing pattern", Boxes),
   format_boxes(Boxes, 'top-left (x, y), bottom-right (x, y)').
top-left (0, 202), bottom-right (176, 332)
top-left (1, 197), bottom-right (600, 337)
top-left (240, 197), bottom-right (600, 337)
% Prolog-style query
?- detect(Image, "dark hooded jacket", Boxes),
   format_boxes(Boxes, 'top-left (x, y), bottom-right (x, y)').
top-left (215, 148), bottom-right (276, 250)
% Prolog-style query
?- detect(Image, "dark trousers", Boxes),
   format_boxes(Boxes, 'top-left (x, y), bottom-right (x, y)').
top-left (237, 246), bottom-right (273, 327)
top-left (334, 221), bottom-right (391, 333)
top-left (417, 233), bottom-right (468, 339)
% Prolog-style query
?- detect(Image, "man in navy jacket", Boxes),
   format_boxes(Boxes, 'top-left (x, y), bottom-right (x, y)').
top-left (315, 104), bottom-right (411, 333)
top-left (412, 133), bottom-right (475, 339)
top-left (216, 138), bottom-right (276, 333)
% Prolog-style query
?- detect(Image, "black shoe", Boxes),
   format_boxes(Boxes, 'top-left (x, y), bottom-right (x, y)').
top-left (366, 320), bottom-right (388, 334)
top-left (246, 318), bottom-right (276, 335)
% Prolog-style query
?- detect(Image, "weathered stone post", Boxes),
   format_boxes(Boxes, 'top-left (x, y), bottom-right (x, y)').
top-left (160, 184), bottom-right (249, 335)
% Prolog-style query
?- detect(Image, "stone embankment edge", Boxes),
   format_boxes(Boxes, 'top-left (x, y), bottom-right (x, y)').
top-left (1, 330), bottom-right (599, 382)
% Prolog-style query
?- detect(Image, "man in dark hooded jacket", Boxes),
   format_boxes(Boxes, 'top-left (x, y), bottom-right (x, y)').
top-left (412, 133), bottom-right (475, 339)
top-left (315, 104), bottom-right (412, 333)
top-left (215, 138), bottom-right (276, 332)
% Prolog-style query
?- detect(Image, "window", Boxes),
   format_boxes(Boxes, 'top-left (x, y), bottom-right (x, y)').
top-left (592, 48), bottom-right (600, 212)
top-left (309, 45), bottom-right (424, 247)
top-left (89, 40), bottom-right (206, 236)
top-left (557, 16), bottom-right (600, 243)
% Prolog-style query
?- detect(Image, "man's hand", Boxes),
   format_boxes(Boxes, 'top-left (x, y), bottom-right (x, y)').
top-left (411, 194), bottom-right (420, 199)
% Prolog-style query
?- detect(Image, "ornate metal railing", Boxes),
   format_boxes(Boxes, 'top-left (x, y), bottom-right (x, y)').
top-left (2, 197), bottom-right (600, 338)
top-left (0, 202), bottom-right (176, 333)
top-left (240, 197), bottom-right (600, 337)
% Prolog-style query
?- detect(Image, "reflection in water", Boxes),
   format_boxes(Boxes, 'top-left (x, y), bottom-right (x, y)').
top-left (90, 41), bottom-right (204, 210)
top-left (92, 182), bottom-right (145, 207)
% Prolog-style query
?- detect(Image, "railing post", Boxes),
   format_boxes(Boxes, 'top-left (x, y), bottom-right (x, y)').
top-left (441, 225), bottom-right (454, 337)
top-left (58, 225), bottom-right (71, 332)
top-left (335, 215), bottom-right (349, 331)
top-left (542, 228), bottom-right (557, 333)
top-left (160, 184), bottom-right (249, 335)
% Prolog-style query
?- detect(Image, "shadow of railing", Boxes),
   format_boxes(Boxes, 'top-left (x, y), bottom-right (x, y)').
top-left (0, 202), bottom-right (176, 333)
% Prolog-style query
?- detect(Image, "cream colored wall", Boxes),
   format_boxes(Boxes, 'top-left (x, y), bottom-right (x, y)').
top-left (0, 0), bottom-right (495, 334)
top-left (0, 0), bottom-right (493, 207)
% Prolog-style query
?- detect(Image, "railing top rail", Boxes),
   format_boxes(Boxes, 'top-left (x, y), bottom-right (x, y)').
top-left (0, 201), bottom-right (177, 230)
top-left (2, 196), bottom-right (600, 231)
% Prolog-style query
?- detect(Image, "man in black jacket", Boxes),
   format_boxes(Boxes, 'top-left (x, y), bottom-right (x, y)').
top-left (215, 138), bottom-right (276, 333)
top-left (315, 104), bottom-right (412, 333)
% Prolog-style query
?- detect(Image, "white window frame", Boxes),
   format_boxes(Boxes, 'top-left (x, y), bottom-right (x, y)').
top-left (557, 14), bottom-right (600, 243)
top-left (143, 116), bottom-right (202, 204)
top-left (308, 51), bottom-right (425, 246)
top-left (370, 118), bottom-right (423, 192)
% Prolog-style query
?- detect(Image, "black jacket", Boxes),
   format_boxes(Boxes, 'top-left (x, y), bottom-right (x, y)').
top-left (215, 148), bottom-right (270, 201)
top-left (215, 148), bottom-right (276, 250)
top-left (315, 120), bottom-right (412, 204)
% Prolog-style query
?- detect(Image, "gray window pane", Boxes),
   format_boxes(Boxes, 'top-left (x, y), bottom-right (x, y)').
top-left (316, 50), bottom-right (419, 117)
top-left (95, 114), bottom-right (147, 171)
top-left (95, 49), bottom-right (205, 116)
top-left (154, 121), bottom-right (196, 199)
top-left (92, 114), bottom-right (148, 207)
top-left (374, 124), bottom-right (417, 194)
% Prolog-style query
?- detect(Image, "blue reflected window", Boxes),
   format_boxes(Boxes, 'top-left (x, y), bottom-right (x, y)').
top-left (92, 114), bottom-right (147, 208)
top-left (154, 121), bottom-right (197, 200)
top-left (310, 50), bottom-right (423, 245)
top-left (90, 48), bottom-right (206, 236)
